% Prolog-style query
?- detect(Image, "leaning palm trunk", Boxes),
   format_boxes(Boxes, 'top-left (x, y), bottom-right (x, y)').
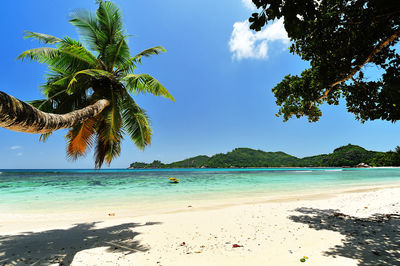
top-left (0, 91), bottom-right (109, 134)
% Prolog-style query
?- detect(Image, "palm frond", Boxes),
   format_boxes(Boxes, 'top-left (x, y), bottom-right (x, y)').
top-left (106, 37), bottom-right (130, 70)
top-left (123, 74), bottom-right (174, 101)
top-left (39, 132), bottom-right (53, 143)
top-left (121, 93), bottom-right (152, 150)
top-left (58, 37), bottom-right (99, 67)
top-left (29, 99), bottom-right (56, 112)
top-left (105, 138), bottom-right (121, 164)
top-left (69, 9), bottom-right (106, 51)
top-left (68, 69), bottom-right (115, 93)
top-left (43, 67), bottom-right (92, 101)
top-left (132, 46), bottom-right (166, 65)
top-left (93, 90), bottom-right (123, 168)
top-left (24, 31), bottom-right (63, 44)
top-left (96, 1), bottom-right (123, 44)
top-left (94, 117), bottom-right (122, 168)
top-left (94, 134), bottom-right (108, 169)
top-left (118, 46), bottom-right (166, 74)
top-left (103, 92), bottom-right (122, 143)
top-left (18, 40), bottom-right (98, 72)
top-left (117, 58), bottom-right (136, 74)
top-left (46, 74), bottom-right (72, 89)
top-left (17, 47), bottom-right (59, 62)
top-left (66, 117), bottom-right (96, 160)
top-left (34, 79), bottom-right (91, 114)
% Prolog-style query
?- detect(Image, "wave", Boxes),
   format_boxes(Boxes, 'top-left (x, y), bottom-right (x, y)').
top-left (294, 170), bottom-right (313, 173)
top-left (324, 169), bottom-right (343, 172)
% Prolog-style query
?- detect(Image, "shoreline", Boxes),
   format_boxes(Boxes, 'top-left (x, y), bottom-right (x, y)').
top-left (1, 183), bottom-right (400, 265)
top-left (1, 182), bottom-right (400, 227)
top-left (2, 166), bottom-right (400, 171)
top-left (2, 179), bottom-right (400, 216)
top-left (0, 181), bottom-right (400, 216)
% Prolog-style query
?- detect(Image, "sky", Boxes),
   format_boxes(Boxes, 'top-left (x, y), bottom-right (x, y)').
top-left (0, 0), bottom-right (399, 169)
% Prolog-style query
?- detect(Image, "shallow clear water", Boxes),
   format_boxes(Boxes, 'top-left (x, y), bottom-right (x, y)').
top-left (1, 168), bottom-right (400, 212)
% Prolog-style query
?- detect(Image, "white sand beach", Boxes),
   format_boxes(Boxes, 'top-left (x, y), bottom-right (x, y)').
top-left (1, 185), bottom-right (400, 265)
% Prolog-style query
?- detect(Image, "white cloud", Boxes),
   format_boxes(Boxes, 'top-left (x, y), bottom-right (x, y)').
top-left (241, 0), bottom-right (256, 10)
top-left (228, 19), bottom-right (289, 60)
top-left (17, 152), bottom-right (23, 157)
top-left (11, 145), bottom-right (22, 150)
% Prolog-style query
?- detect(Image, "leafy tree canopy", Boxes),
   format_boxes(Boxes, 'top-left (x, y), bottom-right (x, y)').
top-left (249, 0), bottom-right (400, 122)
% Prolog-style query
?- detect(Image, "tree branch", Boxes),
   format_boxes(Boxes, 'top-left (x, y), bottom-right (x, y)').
top-left (309, 28), bottom-right (400, 109)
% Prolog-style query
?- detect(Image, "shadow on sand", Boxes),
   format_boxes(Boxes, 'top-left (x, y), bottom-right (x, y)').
top-left (289, 207), bottom-right (400, 266)
top-left (0, 221), bottom-right (161, 265)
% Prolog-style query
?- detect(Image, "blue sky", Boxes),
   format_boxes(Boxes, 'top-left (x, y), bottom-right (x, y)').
top-left (0, 0), bottom-right (399, 169)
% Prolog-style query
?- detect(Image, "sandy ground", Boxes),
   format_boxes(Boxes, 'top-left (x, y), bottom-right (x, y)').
top-left (1, 185), bottom-right (400, 265)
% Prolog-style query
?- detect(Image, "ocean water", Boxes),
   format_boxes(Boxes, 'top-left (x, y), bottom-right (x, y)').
top-left (1, 168), bottom-right (400, 212)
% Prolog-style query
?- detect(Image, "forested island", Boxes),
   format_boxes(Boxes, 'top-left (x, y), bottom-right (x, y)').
top-left (129, 144), bottom-right (400, 169)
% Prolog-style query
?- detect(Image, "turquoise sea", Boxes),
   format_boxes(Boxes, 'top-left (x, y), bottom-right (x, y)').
top-left (1, 168), bottom-right (400, 213)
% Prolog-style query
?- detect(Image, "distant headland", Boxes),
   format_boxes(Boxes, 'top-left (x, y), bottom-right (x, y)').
top-left (129, 144), bottom-right (400, 169)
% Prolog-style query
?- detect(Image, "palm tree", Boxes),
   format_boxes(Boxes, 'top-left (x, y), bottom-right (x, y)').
top-left (4, 0), bottom-right (173, 168)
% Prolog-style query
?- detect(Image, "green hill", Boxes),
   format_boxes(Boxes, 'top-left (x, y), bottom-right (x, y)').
top-left (320, 145), bottom-right (380, 167)
top-left (128, 144), bottom-right (400, 168)
top-left (296, 144), bottom-right (386, 167)
top-left (168, 155), bottom-right (210, 168)
top-left (203, 148), bottom-right (298, 168)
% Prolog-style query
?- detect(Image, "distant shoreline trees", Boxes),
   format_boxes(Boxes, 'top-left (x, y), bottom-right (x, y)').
top-left (129, 144), bottom-right (400, 168)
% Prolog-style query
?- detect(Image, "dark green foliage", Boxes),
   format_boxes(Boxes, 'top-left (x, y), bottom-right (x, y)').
top-left (149, 160), bottom-right (165, 168)
top-left (249, 0), bottom-right (400, 122)
top-left (292, 144), bottom-right (400, 167)
top-left (297, 154), bottom-right (328, 167)
top-left (129, 160), bottom-right (166, 169)
top-left (129, 144), bottom-right (400, 168)
top-left (168, 156), bottom-right (210, 168)
top-left (204, 148), bottom-right (298, 168)
top-left (319, 144), bottom-right (380, 167)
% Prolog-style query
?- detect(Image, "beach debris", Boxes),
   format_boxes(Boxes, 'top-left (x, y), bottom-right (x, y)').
top-left (194, 251), bottom-right (201, 253)
top-left (364, 206), bottom-right (368, 209)
top-left (371, 250), bottom-right (381, 256)
top-left (300, 256), bottom-right (309, 262)
top-left (232, 244), bottom-right (243, 248)
top-left (188, 205), bottom-right (192, 208)
top-left (108, 213), bottom-right (115, 216)
top-left (200, 245), bottom-right (205, 248)
top-left (180, 242), bottom-right (186, 246)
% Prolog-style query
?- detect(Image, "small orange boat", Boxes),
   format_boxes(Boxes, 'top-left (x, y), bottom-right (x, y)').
top-left (169, 177), bottom-right (179, 183)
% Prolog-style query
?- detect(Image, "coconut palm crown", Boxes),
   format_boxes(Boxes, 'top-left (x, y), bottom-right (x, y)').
top-left (18, 1), bottom-right (174, 168)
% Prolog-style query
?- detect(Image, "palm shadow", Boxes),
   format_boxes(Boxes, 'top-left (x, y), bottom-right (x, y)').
top-left (289, 207), bottom-right (400, 266)
top-left (0, 221), bottom-right (161, 265)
